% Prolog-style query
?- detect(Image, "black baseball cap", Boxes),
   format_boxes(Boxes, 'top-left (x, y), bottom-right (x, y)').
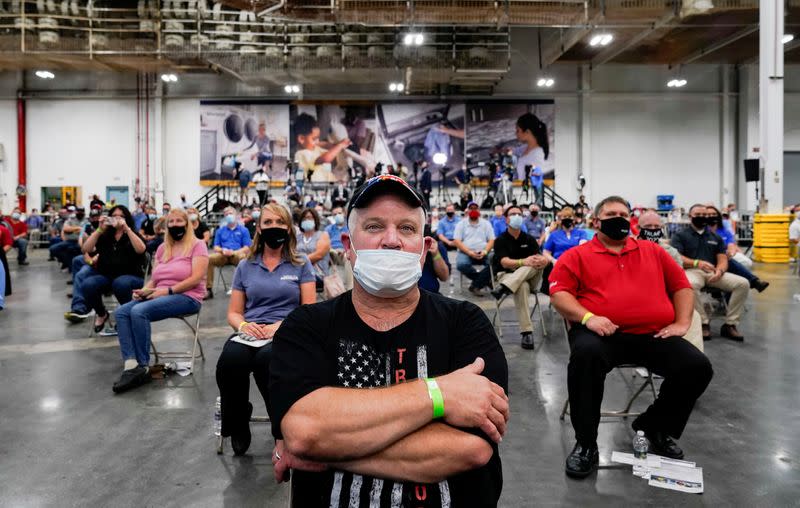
top-left (347, 175), bottom-right (427, 219)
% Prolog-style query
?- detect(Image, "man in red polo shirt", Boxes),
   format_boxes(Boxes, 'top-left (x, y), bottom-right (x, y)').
top-left (3, 207), bottom-right (29, 266)
top-left (550, 195), bottom-right (713, 479)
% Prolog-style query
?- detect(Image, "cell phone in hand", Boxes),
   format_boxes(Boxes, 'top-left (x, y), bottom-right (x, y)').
top-left (104, 217), bottom-right (114, 227)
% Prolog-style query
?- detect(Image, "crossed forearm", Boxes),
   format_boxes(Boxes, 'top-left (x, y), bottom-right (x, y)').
top-left (282, 382), bottom-right (433, 461)
top-left (333, 423), bottom-right (492, 484)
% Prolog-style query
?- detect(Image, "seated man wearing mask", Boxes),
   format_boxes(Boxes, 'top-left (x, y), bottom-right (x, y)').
top-left (453, 201), bottom-right (495, 296)
top-left (325, 206), bottom-right (353, 291)
top-left (270, 175), bottom-right (509, 508)
top-left (436, 203), bottom-right (461, 251)
top-left (490, 205), bottom-right (548, 350)
top-left (206, 207), bottom-right (251, 300)
top-left (550, 196), bottom-right (713, 478)
top-left (521, 204), bottom-right (545, 243)
top-left (670, 204), bottom-right (750, 341)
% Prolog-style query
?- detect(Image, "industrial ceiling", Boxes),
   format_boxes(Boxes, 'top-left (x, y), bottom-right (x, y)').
top-left (0, 1), bottom-right (795, 95)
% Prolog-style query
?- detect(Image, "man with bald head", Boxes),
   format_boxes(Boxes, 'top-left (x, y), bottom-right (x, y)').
top-left (637, 210), bottom-right (683, 267)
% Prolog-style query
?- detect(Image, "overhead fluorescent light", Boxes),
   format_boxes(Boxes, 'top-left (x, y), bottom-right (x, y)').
top-left (589, 33), bottom-right (613, 47)
top-left (35, 70), bottom-right (55, 79)
top-left (161, 73), bottom-right (177, 82)
top-left (432, 153), bottom-right (447, 165)
top-left (783, 34), bottom-right (794, 45)
top-left (537, 77), bottom-right (554, 88)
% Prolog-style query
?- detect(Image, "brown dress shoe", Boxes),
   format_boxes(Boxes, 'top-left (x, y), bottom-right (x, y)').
top-left (720, 324), bottom-right (744, 342)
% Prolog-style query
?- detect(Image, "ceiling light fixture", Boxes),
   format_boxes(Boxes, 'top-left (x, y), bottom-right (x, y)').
top-left (160, 73), bottom-right (177, 82)
top-left (432, 153), bottom-right (448, 165)
top-left (35, 70), bottom-right (55, 79)
top-left (783, 34), bottom-right (794, 44)
top-left (388, 82), bottom-right (405, 93)
top-left (537, 77), bottom-right (555, 88)
top-left (589, 33), bottom-right (613, 47)
top-left (403, 32), bottom-right (424, 46)
top-left (284, 84), bottom-right (301, 94)
top-left (667, 78), bottom-right (687, 88)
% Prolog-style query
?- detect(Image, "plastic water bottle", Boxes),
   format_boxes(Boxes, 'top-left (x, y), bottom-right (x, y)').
top-left (793, 293), bottom-right (800, 303)
top-left (633, 430), bottom-right (649, 460)
top-left (213, 396), bottom-right (222, 437)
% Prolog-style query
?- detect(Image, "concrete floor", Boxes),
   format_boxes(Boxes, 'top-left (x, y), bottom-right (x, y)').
top-left (1, 249), bottom-right (799, 507)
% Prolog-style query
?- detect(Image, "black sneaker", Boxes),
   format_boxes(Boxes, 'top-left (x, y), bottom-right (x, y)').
top-left (520, 332), bottom-right (534, 350)
top-left (751, 279), bottom-right (769, 293)
top-left (94, 313), bottom-right (110, 333)
top-left (203, 289), bottom-right (214, 300)
top-left (468, 286), bottom-right (485, 297)
top-left (565, 442), bottom-right (599, 478)
top-left (66, 279), bottom-right (73, 285)
top-left (490, 284), bottom-right (512, 301)
top-left (112, 366), bottom-right (151, 394)
top-left (18, 260), bottom-right (29, 266)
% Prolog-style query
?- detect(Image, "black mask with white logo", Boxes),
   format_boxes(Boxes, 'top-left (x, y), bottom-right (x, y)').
top-left (639, 228), bottom-right (664, 242)
top-left (561, 218), bottom-right (574, 229)
top-left (168, 226), bottom-right (186, 241)
top-left (599, 216), bottom-right (631, 241)
top-left (260, 227), bottom-right (289, 250)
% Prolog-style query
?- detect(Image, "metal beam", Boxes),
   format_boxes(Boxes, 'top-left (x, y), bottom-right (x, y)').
top-left (678, 25), bottom-right (758, 65)
top-left (541, 13), bottom-right (603, 67)
top-left (591, 11), bottom-right (676, 67)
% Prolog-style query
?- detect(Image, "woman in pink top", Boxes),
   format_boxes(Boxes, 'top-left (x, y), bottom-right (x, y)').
top-left (112, 208), bottom-right (209, 393)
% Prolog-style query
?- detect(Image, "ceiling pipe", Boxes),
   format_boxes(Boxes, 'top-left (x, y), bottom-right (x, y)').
top-left (257, 0), bottom-right (284, 17)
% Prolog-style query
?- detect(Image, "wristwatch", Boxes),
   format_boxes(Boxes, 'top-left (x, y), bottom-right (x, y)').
top-left (168, 287), bottom-right (174, 295)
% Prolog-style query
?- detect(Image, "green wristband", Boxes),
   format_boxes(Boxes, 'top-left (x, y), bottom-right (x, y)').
top-left (425, 378), bottom-right (445, 419)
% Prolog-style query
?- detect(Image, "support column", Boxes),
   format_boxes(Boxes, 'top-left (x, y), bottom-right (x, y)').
top-left (579, 64), bottom-right (592, 204)
top-left (759, 0), bottom-right (784, 213)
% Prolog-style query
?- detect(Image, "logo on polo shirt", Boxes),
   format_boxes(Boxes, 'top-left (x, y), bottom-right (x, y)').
top-left (280, 275), bottom-right (299, 281)
top-left (707, 241), bottom-right (718, 245)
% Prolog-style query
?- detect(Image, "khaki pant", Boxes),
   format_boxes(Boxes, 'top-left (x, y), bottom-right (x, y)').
top-left (496, 265), bottom-right (544, 334)
top-left (329, 249), bottom-right (354, 291)
top-left (684, 268), bottom-right (749, 326)
top-left (207, 252), bottom-right (248, 290)
top-left (682, 310), bottom-right (704, 353)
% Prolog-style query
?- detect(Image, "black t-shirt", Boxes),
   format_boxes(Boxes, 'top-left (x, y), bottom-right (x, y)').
top-left (194, 221), bottom-right (209, 241)
top-left (670, 227), bottom-right (725, 265)
top-left (94, 231), bottom-right (146, 279)
top-left (492, 230), bottom-right (540, 274)
top-left (270, 290), bottom-right (507, 508)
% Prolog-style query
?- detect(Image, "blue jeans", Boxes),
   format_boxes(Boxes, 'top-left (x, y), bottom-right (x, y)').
top-left (727, 258), bottom-right (757, 285)
top-left (13, 238), bottom-right (28, 263)
top-left (81, 268), bottom-right (144, 317)
top-left (70, 257), bottom-right (90, 313)
top-left (456, 252), bottom-right (492, 290)
top-left (115, 294), bottom-right (201, 366)
top-left (50, 239), bottom-right (80, 269)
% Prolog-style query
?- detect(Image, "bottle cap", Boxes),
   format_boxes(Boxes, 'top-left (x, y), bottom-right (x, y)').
top-left (636, 430), bottom-right (645, 436)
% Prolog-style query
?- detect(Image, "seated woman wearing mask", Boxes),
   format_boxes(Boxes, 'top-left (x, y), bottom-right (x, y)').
top-left (112, 208), bottom-right (209, 393)
top-left (79, 205), bottom-right (147, 333)
top-left (543, 206), bottom-right (589, 264)
top-left (295, 207), bottom-right (332, 288)
top-left (187, 207), bottom-right (211, 246)
top-left (216, 203), bottom-right (315, 455)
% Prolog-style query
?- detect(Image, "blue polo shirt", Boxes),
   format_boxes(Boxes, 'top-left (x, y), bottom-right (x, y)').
top-left (714, 227), bottom-right (735, 246)
top-left (544, 228), bottom-right (588, 260)
top-left (325, 223), bottom-right (348, 250)
top-left (213, 224), bottom-right (252, 251)
top-left (436, 216), bottom-right (461, 241)
top-left (232, 257), bottom-right (315, 324)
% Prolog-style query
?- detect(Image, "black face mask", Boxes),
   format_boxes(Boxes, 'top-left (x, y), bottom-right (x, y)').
top-left (639, 228), bottom-right (664, 242)
top-left (599, 216), bottom-right (631, 241)
top-left (561, 218), bottom-right (574, 229)
top-left (446, 212), bottom-right (455, 218)
top-left (168, 226), bottom-right (186, 241)
top-left (260, 227), bottom-right (289, 250)
top-left (531, 211), bottom-right (538, 218)
top-left (691, 216), bottom-right (708, 229)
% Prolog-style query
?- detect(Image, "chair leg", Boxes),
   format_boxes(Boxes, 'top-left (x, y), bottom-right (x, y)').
top-left (151, 341), bottom-right (160, 364)
top-left (492, 299), bottom-right (504, 338)
top-left (534, 293), bottom-right (547, 337)
top-left (621, 374), bottom-right (653, 415)
top-left (216, 434), bottom-right (224, 455)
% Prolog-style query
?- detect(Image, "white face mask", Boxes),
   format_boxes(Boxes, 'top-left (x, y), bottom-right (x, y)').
top-left (352, 236), bottom-right (425, 298)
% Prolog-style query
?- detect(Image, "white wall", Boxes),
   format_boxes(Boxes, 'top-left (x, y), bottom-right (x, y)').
top-left (587, 95), bottom-right (722, 208)
top-left (163, 98), bottom-right (203, 207)
top-left (26, 100), bottom-right (137, 211)
top-left (0, 100), bottom-right (18, 213)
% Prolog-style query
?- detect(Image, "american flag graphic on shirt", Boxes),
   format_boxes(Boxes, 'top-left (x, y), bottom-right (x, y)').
top-left (326, 339), bottom-right (451, 508)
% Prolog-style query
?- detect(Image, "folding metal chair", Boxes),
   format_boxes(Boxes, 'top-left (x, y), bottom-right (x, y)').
top-left (150, 312), bottom-right (204, 373)
top-left (487, 252), bottom-right (547, 339)
top-left (557, 318), bottom-right (658, 421)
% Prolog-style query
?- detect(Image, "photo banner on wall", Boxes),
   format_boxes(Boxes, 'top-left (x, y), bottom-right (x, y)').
top-left (199, 102), bottom-right (290, 185)
top-left (465, 101), bottom-right (555, 182)
top-left (199, 100), bottom-right (554, 189)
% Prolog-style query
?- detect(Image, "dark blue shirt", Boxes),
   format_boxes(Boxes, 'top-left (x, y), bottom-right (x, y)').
top-left (232, 257), bottom-right (315, 324)
top-left (213, 224), bottom-right (252, 250)
top-left (418, 242), bottom-right (451, 293)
